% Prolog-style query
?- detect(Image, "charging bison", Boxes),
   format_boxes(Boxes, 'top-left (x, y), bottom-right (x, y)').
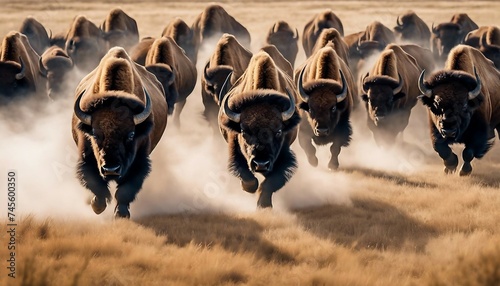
top-left (101, 8), bottom-right (139, 51)
top-left (162, 18), bottom-right (197, 64)
top-left (72, 47), bottom-right (168, 218)
top-left (265, 21), bottom-right (299, 67)
top-left (418, 45), bottom-right (500, 176)
top-left (39, 46), bottom-right (74, 100)
top-left (464, 26), bottom-right (500, 70)
top-left (393, 11), bottom-right (431, 48)
top-left (302, 9), bottom-right (344, 58)
top-left (218, 51), bottom-right (300, 208)
top-left (19, 16), bottom-right (50, 55)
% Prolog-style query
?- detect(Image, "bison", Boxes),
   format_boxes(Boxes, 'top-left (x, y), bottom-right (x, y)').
top-left (101, 8), bottom-right (139, 51)
top-left (310, 28), bottom-right (349, 65)
top-left (72, 47), bottom-right (168, 218)
top-left (218, 51), bottom-right (300, 208)
top-left (162, 18), bottom-right (197, 65)
top-left (464, 26), bottom-right (500, 69)
top-left (418, 45), bottom-right (500, 176)
top-left (360, 44), bottom-right (422, 147)
top-left (398, 44), bottom-right (436, 74)
top-left (393, 10), bottom-right (431, 48)
top-left (265, 21), bottom-right (299, 67)
top-left (302, 9), bottom-right (344, 58)
top-left (295, 45), bottom-right (355, 170)
top-left (39, 46), bottom-right (74, 100)
top-left (19, 16), bottom-right (50, 55)
top-left (202, 33), bottom-right (252, 133)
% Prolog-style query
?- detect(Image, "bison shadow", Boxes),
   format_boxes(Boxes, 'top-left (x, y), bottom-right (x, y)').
top-left (294, 197), bottom-right (438, 252)
top-left (136, 212), bottom-right (295, 264)
top-left (341, 166), bottom-right (438, 189)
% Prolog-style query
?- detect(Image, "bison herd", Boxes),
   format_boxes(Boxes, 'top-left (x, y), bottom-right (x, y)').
top-left (1, 4), bottom-right (500, 218)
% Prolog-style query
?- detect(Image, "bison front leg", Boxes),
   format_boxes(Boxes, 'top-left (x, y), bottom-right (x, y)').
top-left (77, 156), bottom-right (111, 215)
top-left (433, 141), bottom-right (458, 174)
top-left (173, 99), bottom-right (187, 129)
top-left (328, 142), bottom-right (342, 171)
top-left (459, 147), bottom-right (474, 176)
top-left (298, 128), bottom-right (318, 167)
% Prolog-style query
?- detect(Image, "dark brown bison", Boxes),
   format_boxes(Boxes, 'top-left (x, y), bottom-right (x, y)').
top-left (65, 15), bottom-right (107, 72)
top-left (202, 33), bottom-right (252, 133)
top-left (302, 9), bottom-right (344, 58)
top-left (101, 8), bottom-right (139, 51)
top-left (296, 45), bottom-right (355, 170)
top-left (393, 10), bottom-right (431, 48)
top-left (360, 44), bottom-right (422, 147)
top-left (431, 13), bottom-right (478, 63)
top-left (265, 21), bottom-right (299, 67)
top-left (72, 47), bottom-right (168, 218)
top-left (464, 26), bottom-right (500, 69)
top-left (19, 16), bottom-right (50, 55)
top-left (162, 18), bottom-right (197, 65)
top-left (0, 31), bottom-right (46, 103)
top-left (39, 46), bottom-right (74, 100)
top-left (218, 51), bottom-right (300, 208)
top-left (192, 4), bottom-right (251, 55)
top-left (418, 45), bottom-right (500, 176)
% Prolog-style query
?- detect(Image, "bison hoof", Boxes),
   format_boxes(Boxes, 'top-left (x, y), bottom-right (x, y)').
top-left (328, 161), bottom-right (339, 171)
top-left (91, 196), bottom-right (107, 214)
top-left (308, 156), bottom-right (319, 167)
top-left (443, 166), bottom-right (456, 174)
top-left (257, 191), bottom-right (273, 209)
top-left (459, 163), bottom-right (472, 176)
top-left (114, 204), bottom-right (130, 219)
top-left (242, 178), bottom-right (259, 193)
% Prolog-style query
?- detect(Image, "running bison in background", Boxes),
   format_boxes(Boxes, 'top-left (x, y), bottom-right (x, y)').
top-left (19, 16), bottom-right (50, 55)
top-left (65, 15), bottom-right (107, 72)
top-left (0, 31), bottom-right (47, 104)
top-left (302, 9), bottom-right (344, 58)
top-left (296, 45), bottom-right (355, 170)
top-left (265, 21), bottom-right (299, 67)
top-left (393, 10), bottom-right (431, 48)
top-left (101, 8), bottom-right (139, 51)
top-left (418, 45), bottom-right (500, 176)
top-left (310, 28), bottom-right (349, 65)
top-left (431, 13), bottom-right (478, 64)
top-left (218, 51), bottom-right (300, 208)
top-left (162, 18), bottom-right (197, 65)
top-left (202, 33), bottom-right (252, 133)
top-left (398, 44), bottom-right (436, 74)
top-left (40, 46), bottom-right (74, 100)
top-left (464, 26), bottom-right (500, 70)
top-left (72, 47), bottom-right (168, 218)
top-left (192, 4), bottom-right (251, 54)
top-left (360, 44), bottom-right (422, 147)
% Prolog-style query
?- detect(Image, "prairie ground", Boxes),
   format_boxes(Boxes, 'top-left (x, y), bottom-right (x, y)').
top-left (1, 1), bottom-right (500, 285)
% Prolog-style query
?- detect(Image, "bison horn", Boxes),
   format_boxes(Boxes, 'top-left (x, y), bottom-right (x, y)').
top-left (282, 88), bottom-right (296, 121)
top-left (39, 57), bottom-right (48, 78)
top-left (133, 88), bottom-right (153, 125)
top-left (418, 69), bottom-right (432, 97)
top-left (221, 82), bottom-right (240, 123)
top-left (49, 29), bottom-right (53, 39)
top-left (396, 15), bottom-right (402, 27)
top-left (272, 22), bottom-right (278, 33)
top-left (361, 72), bottom-right (370, 94)
top-left (74, 90), bottom-right (92, 126)
top-left (203, 60), bottom-right (212, 81)
top-left (336, 69), bottom-right (348, 103)
top-left (431, 23), bottom-right (438, 35)
top-left (393, 73), bottom-right (404, 95)
top-left (293, 28), bottom-right (299, 40)
top-left (219, 71), bottom-right (233, 104)
top-left (480, 32), bottom-right (490, 48)
top-left (297, 65), bottom-right (309, 103)
top-left (15, 57), bottom-right (25, 80)
top-left (468, 66), bottom-right (482, 100)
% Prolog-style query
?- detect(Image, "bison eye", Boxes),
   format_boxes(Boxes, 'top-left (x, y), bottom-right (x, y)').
top-left (276, 129), bottom-right (283, 138)
top-left (127, 131), bottom-right (135, 142)
top-left (331, 106), bottom-right (337, 113)
top-left (462, 103), bottom-right (468, 111)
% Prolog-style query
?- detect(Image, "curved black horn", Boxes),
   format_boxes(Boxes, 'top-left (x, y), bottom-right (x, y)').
top-left (282, 88), bottom-right (296, 121)
top-left (74, 90), bottom-right (92, 126)
top-left (271, 22), bottom-right (277, 33)
top-left (432, 23), bottom-right (438, 35)
top-left (336, 69), bottom-right (348, 103)
top-left (221, 81), bottom-right (240, 123)
top-left (468, 66), bottom-right (481, 100)
top-left (218, 71), bottom-right (233, 104)
top-left (15, 57), bottom-right (25, 80)
top-left (393, 73), bottom-right (404, 95)
top-left (297, 65), bottom-right (309, 103)
top-left (396, 15), bottom-right (402, 26)
top-left (203, 60), bottom-right (211, 81)
top-left (293, 28), bottom-right (299, 40)
top-left (133, 88), bottom-right (152, 125)
top-left (39, 57), bottom-right (48, 78)
top-left (361, 72), bottom-right (370, 94)
top-left (49, 29), bottom-right (53, 39)
top-left (418, 69), bottom-right (432, 97)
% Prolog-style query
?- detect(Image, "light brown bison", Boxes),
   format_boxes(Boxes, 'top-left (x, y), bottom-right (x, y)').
top-left (0, 31), bottom-right (46, 103)
top-left (72, 47), bottom-right (168, 218)
top-left (464, 26), bottom-right (500, 69)
top-left (202, 33), bottom-right (252, 133)
top-left (65, 15), bottom-right (107, 72)
top-left (162, 18), bottom-right (197, 65)
top-left (265, 21), bottom-right (299, 67)
top-left (393, 10), bottom-right (431, 48)
top-left (101, 8), bottom-right (139, 51)
top-left (39, 46), bottom-right (74, 100)
top-left (302, 9), bottom-right (344, 58)
top-left (431, 13), bottom-right (478, 63)
top-left (360, 44), bottom-right (422, 147)
top-left (296, 45), bottom-right (355, 170)
top-left (218, 51), bottom-right (300, 208)
top-left (418, 45), bottom-right (500, 176)
top-left (19, 16), bottom-right (50, 55)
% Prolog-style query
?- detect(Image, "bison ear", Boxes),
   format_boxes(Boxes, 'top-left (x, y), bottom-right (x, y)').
top-left (418, 94), bottom-right (434, 107)
top-left (77, 122), bottom-right (93, 135)
top-left (221, 118), bottom-right (241, 133)
top-left (282, 112), bottom-right (301, 133)
top-left (299, 102), bottom-right (309, 111)
top-left (393, 92), bottom-right (406, 101)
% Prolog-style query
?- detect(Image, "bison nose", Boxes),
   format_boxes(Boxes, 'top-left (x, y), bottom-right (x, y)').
top-left (101, 164), bottom-right (121, 176)
top-left (440, 128), bottom-right (457, 138)
top-left (251, 160), bottom-right (271, 173)
top-left (315, 128), bottom-right (329, 137)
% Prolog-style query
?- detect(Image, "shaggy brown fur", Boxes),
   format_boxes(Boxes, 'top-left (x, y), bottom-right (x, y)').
top-left (302, 9), bottom-right (344, 57)
top-left (311, 28), bottom-right (349, 64)
top-left (208, 34), bottom-right (252, 78)
top-left (161, 18), bottom-right (197, 64)
top-left (260, 45), bottom-right (293, 78)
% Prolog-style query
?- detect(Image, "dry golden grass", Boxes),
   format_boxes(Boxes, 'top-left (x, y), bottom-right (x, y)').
top-left (1, 1), bottom-right (500, 285)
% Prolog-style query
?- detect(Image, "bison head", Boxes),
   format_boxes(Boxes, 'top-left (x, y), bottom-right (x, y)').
top-left (66, 37), bottom-right (105, 72)
top-left (145, 63), bottom-right (176, 115)
top-left (432, 23), bottom-right (464, 59)
top-left (74, 89), bottom-right (153, 180)
top-left (361, 73), bottom-right (404, 126)
top-left (0, 58), bottom-right (31, 101)
top-left (39, 55), bottom-right (74, 100)
top-left (202, 61), bottom-right (233, 105)
top-left (419, 68), bottom-right (482, 140)
top-left (220, 77), bottom-right (299, 174)
top-left (297, 67), bottom-right (348, 136)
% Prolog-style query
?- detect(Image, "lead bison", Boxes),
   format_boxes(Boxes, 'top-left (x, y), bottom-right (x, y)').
top-left (265, 21), bottom-right (299, 67)
top-left (296, 45), bottom-right (355, 170)
top-left (162, 18), bottom-right (197, 65)
top-left (418, 45), bottom-right (500, 176)
top-left (72, 47), bottom-right (168, 218)
top-left (218, 51), bottom-right (300, 208)
top-left (101, 8), bottom-right (139, 51)
top-left (360, 44), bottom-right (422, 147)
top-left (393, 10), bottom-right (431, 48)
top-left (302, 9), bottom-right (344, 58)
